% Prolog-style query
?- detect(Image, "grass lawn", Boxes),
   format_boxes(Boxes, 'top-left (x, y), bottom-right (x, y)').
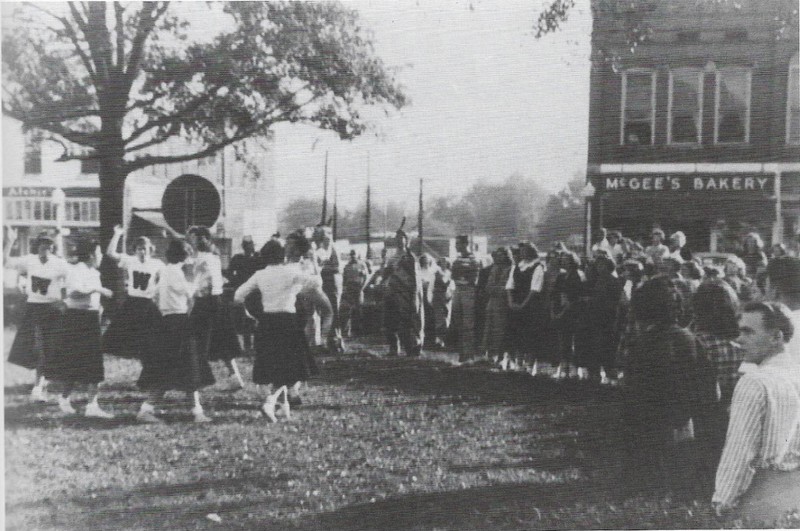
top-left (4, 331), bottom-right (797, 530)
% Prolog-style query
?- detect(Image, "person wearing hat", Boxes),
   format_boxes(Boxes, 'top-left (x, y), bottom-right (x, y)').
top-left (383, 224), bottom-right (424, 357)
top-left (668, 231), bottom-right (692, 262)
top-left (225, 235), bottom-right (261, 354)
top-left (49, 239), bottom-right (115, 418)
top-left (6, 230), bottom-right (70, 402)
top-left (451, 235), bottom-right (482, 363)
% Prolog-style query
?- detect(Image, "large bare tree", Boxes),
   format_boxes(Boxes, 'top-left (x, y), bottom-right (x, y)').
top-left (2, 2), bottom-right (406, 244)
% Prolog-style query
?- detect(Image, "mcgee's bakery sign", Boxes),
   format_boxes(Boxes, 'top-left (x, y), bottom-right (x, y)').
top-left (599, 174), bottom-right (773, 193)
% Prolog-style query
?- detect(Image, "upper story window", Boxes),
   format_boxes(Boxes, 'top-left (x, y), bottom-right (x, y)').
top-left (787, 53), bottom-right (799, 145)
top-left (668, 69), bottom-right (703, 144)
top-left (621, 70), bottom-right (656, 146)
top-left (24, 130), bottom-right (42, 174)
top-left (714, 68), bottom-right (751, 144)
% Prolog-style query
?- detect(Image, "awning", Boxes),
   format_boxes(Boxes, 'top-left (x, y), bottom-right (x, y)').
top-left (132, 210), bottom-right (173, 232)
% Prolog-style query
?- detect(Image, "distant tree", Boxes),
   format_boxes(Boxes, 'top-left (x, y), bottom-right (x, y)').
top-left (2, 2), bottom-right (406, 245)
top-left (536, 176), bottom-right (585, 251)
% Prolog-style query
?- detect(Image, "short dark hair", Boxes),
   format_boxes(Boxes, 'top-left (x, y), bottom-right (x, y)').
top-left (165, 239), bottom-right (189, 264)
top-left (693, 279), bottom-right (740, 340)
top-left (632, 275), bottom-right (682, 326)
top-left (74, 239), bottom-right (98, 263)
top-left (651, 228), bottom-right (665, 239)
top-left (766, 256), bottom-right (800, 304)
top-left (742, 301), bottom-right (794, 343)
top-left (260, 240), bottom-right (285, 266)
top-left (187, 226), bottom-right (212, 240)
top-left (285, 230), bottom-right (311, 258)
top-left (518, 241), bottom-right (538, 260)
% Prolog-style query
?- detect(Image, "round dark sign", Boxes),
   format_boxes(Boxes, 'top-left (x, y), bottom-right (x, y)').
top-left (161, 174), bottom-right (221, 234)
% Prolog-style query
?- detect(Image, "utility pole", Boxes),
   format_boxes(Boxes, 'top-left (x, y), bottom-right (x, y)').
top-left (365, 152), bottom-right (372, 259)
top-left (321, 150), bottom-right (328, 225)
top-left (418, 178), bottom-right (424, 255)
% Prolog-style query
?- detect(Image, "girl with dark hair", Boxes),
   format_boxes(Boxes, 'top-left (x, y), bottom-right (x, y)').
top-left (481, 247), bottom-right (512, 363)
top-left (187, 226), bottom-right (245, 389)
top-left (234, 232), bottom-right (333, 421)
top-left (504, 242), bottom-right (546, 374)
top-left (623, 276), bottom-right (716, 497)
top-left (587, 255), bottom-right (623, 384)
top-left (103, 225), bottom-right (163, 362)
top-left (47, 240), bottom-right (115, 417)
top-left (691, 278), bottom-right (743, 493)
top-left (6, 231), bottom-right (70, 402)
top-left (551, 252), bottom-right (587, 380)
top-left (136, 239), bottom-right (215, 423)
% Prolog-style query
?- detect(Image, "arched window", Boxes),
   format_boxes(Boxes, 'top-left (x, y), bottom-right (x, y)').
top-left (787, 53), bottom-right (799, 145)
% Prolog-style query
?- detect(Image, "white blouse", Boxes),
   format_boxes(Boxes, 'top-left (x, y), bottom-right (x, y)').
top-left (64, 262), bottom-right (102, 311)
top-left (156, 263), bottom-right (194, 316)
top-left (193, 252), bottom-right (224, 297)
top-left (234, 262), bottom-right (317, 314)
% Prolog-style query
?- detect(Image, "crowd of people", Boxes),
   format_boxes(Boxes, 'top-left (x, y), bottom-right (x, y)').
top-left (4, 221), bottom-right (799, 523)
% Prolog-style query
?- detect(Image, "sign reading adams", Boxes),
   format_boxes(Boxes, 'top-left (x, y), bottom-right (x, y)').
top-left (598, 174), bottom-right (774, 194)
top-left (2, 186), bottom-right (53, 198)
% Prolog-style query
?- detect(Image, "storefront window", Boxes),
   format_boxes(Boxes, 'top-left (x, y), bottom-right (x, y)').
top-left (668, 69), bottom-right (703, 144)
top-left (33, 200), bottom-right (42, 220)
top-left (788, 54), bottom-right (799, 145)
top-left (90, 201), bottom-right (99, 222)
top-left (621, 71), bottom-right (655, 146)
top-left (715, 68), bottom-right (751, 143)
top-left (42, 200), bottom-right (52, 220)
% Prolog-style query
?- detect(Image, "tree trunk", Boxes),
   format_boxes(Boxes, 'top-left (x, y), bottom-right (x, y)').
top-left (98, 157), bottom-right (126, 249)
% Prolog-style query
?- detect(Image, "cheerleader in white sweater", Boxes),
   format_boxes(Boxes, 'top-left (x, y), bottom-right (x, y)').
top-left (50, 240), bottom-right (115, 417)
top-left (136, 239), bottom-right (214, 423)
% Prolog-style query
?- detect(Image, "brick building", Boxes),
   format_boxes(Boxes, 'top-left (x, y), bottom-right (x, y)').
top-left (586, 0), bottom-right (799, 253)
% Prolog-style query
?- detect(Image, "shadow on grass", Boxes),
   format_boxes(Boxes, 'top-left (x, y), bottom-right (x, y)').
top-left (318, 356), bottom-right (621, 408)
top-left (300, 480), bottom-right (613, 531)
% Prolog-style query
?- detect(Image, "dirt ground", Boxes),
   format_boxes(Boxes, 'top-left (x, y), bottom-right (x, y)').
top-left (4, 331), bottom-right (797, 530)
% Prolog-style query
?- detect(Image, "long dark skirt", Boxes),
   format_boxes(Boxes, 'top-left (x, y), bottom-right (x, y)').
top-left (194, 296), bottom-right (243, 362)
top-left (252, 312), bottom-right (317, 387)
top-left (45, 309), bottom-right (104, 384)
top-left (102, 296), bottom-right (161, 359)
top-left (138, 313), bottom-right (215, 392)
top-left (507, 294), bottom-right (548, 362)
top-left (8, 302), bottom-right (64, 371)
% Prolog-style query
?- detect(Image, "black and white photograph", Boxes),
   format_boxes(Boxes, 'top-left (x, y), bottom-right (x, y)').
top-left (2, 0), bottom-right (799, 529)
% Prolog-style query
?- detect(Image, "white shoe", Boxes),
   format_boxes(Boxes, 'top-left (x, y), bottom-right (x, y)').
top-left (192, 407), bottom-right (212, 423)
top-left (31, 385), bottom-right (49, 403)
top-left (58, 396), bottom-right (77, 415)
top-left (85, 401), bottom-right (114, 419)
top-left (136, 410), bottom-right (162, 423)
top-left (262, 396), bottom-right (278, 423)
top-left (277, 386), bottom-right (291, 420)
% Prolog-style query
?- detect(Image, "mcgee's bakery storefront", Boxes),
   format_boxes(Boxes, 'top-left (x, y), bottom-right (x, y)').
top-left (589, 164), bottom-right (800, 253)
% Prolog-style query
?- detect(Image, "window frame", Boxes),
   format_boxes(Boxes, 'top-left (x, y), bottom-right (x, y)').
top-left (787, 53), bottom-right (799, 145)
top-left (668, 68), bottom-right (704, 145)
top-left (620, 69), bottom-right (657, 146)
top-left (714, 67), bottom-right (752, 144)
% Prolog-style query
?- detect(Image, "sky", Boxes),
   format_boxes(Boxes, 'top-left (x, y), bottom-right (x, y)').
top-left (269, 0), bottom-right (593, 213)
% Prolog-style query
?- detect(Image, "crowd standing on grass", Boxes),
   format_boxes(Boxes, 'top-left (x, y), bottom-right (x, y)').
top-left (3, 221), bottom-right (799, 525)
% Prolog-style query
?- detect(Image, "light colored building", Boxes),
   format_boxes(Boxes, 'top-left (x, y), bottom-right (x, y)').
top-left (2, 116), bottom-right (277, 263)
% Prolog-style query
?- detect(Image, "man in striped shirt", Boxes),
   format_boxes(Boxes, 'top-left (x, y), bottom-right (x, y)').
top-left (712, 301), bottom-right (800, 523)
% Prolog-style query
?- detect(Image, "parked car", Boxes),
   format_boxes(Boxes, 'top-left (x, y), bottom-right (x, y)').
top-left (694, 251), bottom-right (737, 269)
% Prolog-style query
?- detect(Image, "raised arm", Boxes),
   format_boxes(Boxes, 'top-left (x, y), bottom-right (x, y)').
top-left (106, 225), bottom-right (125, 262)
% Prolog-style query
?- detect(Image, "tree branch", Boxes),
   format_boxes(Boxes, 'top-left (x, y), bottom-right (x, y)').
top-left (123, 90), bottom-right (215, 144)
top-left (124, 2), bottom-right (170, 85)
top-left (124, 123), bottom-right (180, 153)
top-left (114, 2), bottom-right (125, 70)
top-left (124, 127), bottom-right (263, 172)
